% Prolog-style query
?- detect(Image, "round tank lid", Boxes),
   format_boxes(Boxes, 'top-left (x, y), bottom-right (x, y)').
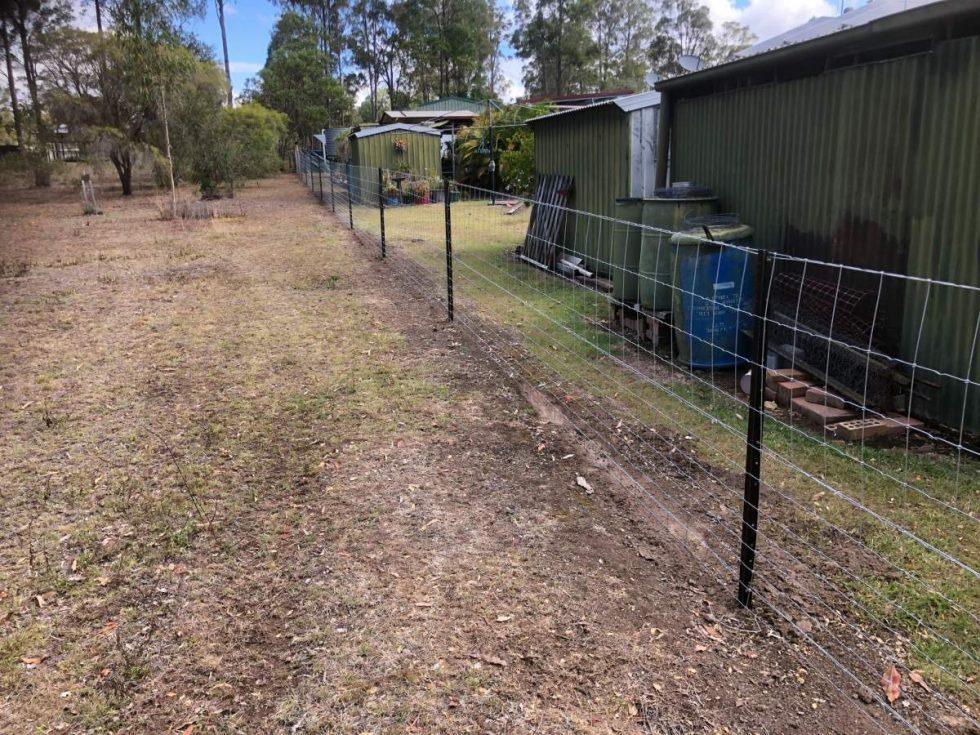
top-left (653, 185), bottom-right (714, 199)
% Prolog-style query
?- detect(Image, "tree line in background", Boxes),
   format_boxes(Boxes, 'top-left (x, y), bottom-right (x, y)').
top-left (245, 0), bottom-right (754, 128)
top-left (512, 0), bottom-right (755, 94)
top-left (0, 0), bottom-right (754, 197)
top-left (0, 0), bottom-right (285, 201)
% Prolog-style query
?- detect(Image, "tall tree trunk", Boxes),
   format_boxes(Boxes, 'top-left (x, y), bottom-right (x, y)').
top-left (16, 7), bottom-right (49, 186)
top-left (159, 86), bottom-right (177, 215)
top-left (215, 0), bottom-right (233, 105)
top-left (556, 0), bottom-right (565, 95)
top-left (94, 0), bottom-right (103, 35)
top-left (1, 19), bottom-right (23, 148)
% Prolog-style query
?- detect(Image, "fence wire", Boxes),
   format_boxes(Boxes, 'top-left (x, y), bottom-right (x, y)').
top-left (295, 154), bottom-right (979, 734)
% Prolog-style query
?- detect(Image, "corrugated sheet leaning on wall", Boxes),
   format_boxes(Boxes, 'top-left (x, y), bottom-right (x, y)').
top-left (351, 131), bottom-right (441, 176)
top-left (671, 34), bottom-right (980, 433)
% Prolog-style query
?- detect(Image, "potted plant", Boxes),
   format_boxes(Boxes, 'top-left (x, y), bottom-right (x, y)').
top-left (381, 172), bottom-right (399, 204)
top-left (385, 181), bottom-right (400, 205)
top-left (411, 178), bottom-right (431, 204)
top-left (430, 177), bottom-right (444, 203)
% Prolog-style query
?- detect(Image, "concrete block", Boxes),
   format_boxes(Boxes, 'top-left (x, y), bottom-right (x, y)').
top-left (829, 415), bottom-right (925, 441)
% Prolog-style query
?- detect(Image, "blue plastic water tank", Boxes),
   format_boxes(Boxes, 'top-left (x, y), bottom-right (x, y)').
top-left (670, 216), bottom-right (755, 368)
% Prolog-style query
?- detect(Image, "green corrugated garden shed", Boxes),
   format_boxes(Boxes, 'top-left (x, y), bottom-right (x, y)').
top-left (527, 91), bottom-right (660, 273)
top-left (656, 0), bottom-right (980, 433)
top-left (348, 124), bottom-right (442, 176)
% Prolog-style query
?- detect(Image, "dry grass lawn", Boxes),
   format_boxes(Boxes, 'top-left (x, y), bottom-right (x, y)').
top-left (0, 175), bottom-right (942, 734)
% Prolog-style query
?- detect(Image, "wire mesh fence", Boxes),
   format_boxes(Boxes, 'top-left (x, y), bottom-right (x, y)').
top-left (295, 153), bottom-right (979, 734)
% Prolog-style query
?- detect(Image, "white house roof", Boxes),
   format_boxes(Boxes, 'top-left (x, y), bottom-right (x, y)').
top-left (350, 123), bottom-right (441, 139)
top-left (737, 0), bottom-right (944, 58)
top-left (382, 109), bottom-right (477, 120)
top-left (525, 89), bottom-right (661, 124)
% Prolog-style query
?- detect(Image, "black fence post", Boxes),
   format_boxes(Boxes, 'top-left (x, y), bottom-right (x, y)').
top-left (317, 165), bottom-right (324, 204)
top-left (378, 167), bottom-right (386, 259)
top-left (329, 162), bottom-right (336, 213)
top-left (345, 162), bottom-right (354, 230)
top-left (738, 248), bottom-right (772, 608)
top-left (443, 176), bottom-right (454, 322)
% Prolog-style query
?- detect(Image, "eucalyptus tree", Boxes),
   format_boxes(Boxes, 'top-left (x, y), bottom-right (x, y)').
top-left (248, 10), bottom-right (352, 141)
top-left (0, 0), bottom-right (71, 184)
top-left (0, 16), bottom-right (22, 146)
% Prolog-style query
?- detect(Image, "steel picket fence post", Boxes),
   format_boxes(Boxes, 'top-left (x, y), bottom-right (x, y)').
top-left (329, 162), bottom-right (336, 213)
top-left (737, 248), bottom-right (772, 608)
top-left (345, 161), bottom-right (354, 230)
top-left (378, 167), bottom-right (386, 258)
top-left (443, 176), bottom-right (453, 322)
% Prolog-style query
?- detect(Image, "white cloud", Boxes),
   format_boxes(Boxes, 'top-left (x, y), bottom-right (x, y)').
top-left (228, 61), bottom-right (262, 74)
top-left (703, 0), bottom-right (839, 43)
top-left (498, 56), bottom-right (525, 103)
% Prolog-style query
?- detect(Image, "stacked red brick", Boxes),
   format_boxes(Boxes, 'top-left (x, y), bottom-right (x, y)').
top-left (756, 370), bottom-right (923, 440)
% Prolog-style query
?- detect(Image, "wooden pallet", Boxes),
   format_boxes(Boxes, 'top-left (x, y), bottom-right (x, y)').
top-left (609, 303), bottom-right (672, 349)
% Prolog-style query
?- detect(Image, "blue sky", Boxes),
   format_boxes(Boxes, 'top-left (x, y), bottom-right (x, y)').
top-left (75, 0), bottom-right (847, 103)
top-left (185, 0), bottom-right (279, 97)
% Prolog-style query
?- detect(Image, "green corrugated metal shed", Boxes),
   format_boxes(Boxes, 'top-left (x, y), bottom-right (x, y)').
top-left (348, 124), bottom-right (441, 176)
top-left (528, 91), bottom-right (660, 275)
top-left (415, 96), bottom-right (482, 112)
top-left (657, 0), bottom-right (980, 433)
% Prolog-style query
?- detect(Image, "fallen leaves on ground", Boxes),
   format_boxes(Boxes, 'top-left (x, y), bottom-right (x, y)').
top-left (880, 666), bottom-right (902, 703)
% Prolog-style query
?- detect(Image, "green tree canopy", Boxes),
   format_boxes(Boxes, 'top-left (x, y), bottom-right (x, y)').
top-left (247, 10), bottom-right (352, 142)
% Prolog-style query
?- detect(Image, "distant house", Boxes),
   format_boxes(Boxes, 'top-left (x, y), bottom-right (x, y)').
top-left (346, 123), bottom-right (441, 177)
top-left (655, 0), bottom-right (980, 432)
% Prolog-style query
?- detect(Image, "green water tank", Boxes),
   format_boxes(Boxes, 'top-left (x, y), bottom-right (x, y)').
top-left (611, 198), bottom-right (645, 306)
top-left (638, 186), bottom-right (717, 312)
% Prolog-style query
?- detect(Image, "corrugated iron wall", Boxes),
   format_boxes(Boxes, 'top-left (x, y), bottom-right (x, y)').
top-left (351, 131), bottom-right (441, 176)
top-left (672, 35), bottom-right (980, 433)
top-left (533, 106), bottom-right (631, 275)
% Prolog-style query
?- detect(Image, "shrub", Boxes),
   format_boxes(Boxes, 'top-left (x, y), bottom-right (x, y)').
top-left (190, 103), bottom-right (288, 198)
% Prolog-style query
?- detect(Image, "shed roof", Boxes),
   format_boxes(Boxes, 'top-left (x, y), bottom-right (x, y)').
top-left (737, 0), bottom-right (942, 58)
top-left (521, 89), bottom-right (635, 106)
top-left (414, 95), bottom-right (483, 111)
top-left (380, 109), bottom-right (477, 124)
top-left (350, 124), bottom-right (440, 139)
top-left (526, 89), bottom-right (660, 125)
top-left (657, 0), bottom-right (976, 93)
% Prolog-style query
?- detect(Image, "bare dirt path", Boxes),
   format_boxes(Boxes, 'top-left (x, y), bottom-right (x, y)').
top-left (1, 176), bottom-right (899, 734)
